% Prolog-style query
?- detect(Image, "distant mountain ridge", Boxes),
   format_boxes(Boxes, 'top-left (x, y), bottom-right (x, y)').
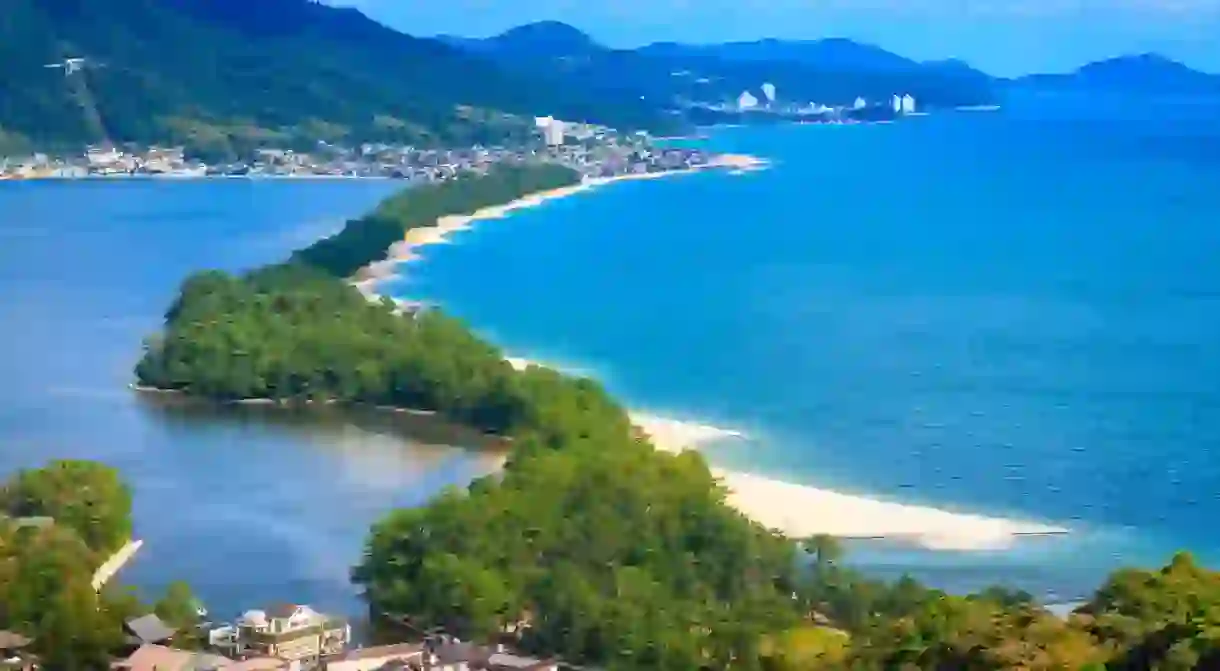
top-left (7, 3), bottom-right (1213, 159)
top-left (1009, 53), bottom-right (1220, 95)
top-left (442, 22), bottom-right (1220, 104)
top-left (637, 37), bottom-right (924, 72)
top-left (441, 22), bottom-right (997, 110)
top-left (0, 0), bottom-right (673, 156)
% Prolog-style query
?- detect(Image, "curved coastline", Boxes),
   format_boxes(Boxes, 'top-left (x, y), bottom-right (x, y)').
top-left (358, 156), bottom-right (1070, 552)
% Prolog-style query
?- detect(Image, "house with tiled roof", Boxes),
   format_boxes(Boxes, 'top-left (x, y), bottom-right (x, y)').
top-left (112, 644), bottom-right (232, 671)
top-left (113, 645), bottom-right (296, 671)
top-left (322, 643), bottom-right (424, 671)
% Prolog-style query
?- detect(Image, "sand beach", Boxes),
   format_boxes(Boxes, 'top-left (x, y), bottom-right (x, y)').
top-left (352, 154), bottom-right (766, 300)
top-left (355, 154), bottom-right (1069, 552)
top-left (504, 359), bottom-right (1068, 552)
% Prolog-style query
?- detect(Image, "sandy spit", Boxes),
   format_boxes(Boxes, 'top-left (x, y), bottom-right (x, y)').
top-left (351, 155), bottom-right (768, 300)
top-left (505, 358), bottom-right (1068, 551)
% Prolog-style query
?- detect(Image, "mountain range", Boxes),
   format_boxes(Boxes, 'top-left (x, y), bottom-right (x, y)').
top-left (1, 1), bottom-right (1217, 157)
top-left (1008, 53), bottom-right (1220, 95)
top-left (439, 22), bottom-right (996, 112)
top-left (0, 0), bottom-right (670, 157)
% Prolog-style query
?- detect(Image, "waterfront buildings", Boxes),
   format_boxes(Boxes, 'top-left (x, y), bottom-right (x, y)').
top-left (543, 119), bottom-right (565, 146)
top-left (892, 93), bottom-right (917, 114)
top-left (208, 605), bottom-right (350, 667)
top-left (0, 128), bottom-right (712, 182)
top-left (761, 82), bottom-right (776, 105)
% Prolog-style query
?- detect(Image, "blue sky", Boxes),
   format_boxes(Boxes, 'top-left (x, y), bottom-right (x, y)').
top-left (329, 0), bottom-right (1220, 76)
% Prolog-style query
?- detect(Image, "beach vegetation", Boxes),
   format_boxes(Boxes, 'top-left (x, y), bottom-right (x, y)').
top-left (292, 163), bottom-right (580, 278)
top-left (353, 442), bottom-right (802, 669)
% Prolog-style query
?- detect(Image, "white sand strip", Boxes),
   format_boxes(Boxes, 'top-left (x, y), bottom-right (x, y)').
top-left (350, 156), bottom-right (769, 299)
top-left (508, 356), bottom-right (1069, 551)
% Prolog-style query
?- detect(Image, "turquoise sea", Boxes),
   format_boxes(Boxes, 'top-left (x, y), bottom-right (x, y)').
top-left (385, 91), bottom-right (1220, 600)
top-left (2, 91), bottom-right (1219, 615)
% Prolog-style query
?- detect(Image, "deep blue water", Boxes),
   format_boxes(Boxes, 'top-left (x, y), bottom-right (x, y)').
top-left (0, 179), bottom-right (501, 618)
top-left (388, 97), bottom-right (1220, 600)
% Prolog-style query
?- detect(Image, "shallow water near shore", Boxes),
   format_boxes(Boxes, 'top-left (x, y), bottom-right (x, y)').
top-left (391, 94), bottom-right (1220, 600)
top-left (0, 179), bottom-right (503, 617)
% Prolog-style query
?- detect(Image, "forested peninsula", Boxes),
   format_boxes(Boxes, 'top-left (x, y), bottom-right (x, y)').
top-left (136, 165), bottom-right (1220, 670)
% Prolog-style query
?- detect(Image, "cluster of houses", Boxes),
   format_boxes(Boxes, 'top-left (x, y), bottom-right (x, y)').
top-left (1, 604), bottom-right (558, 671)
top-left (0, 114), bottom-right (717, 184)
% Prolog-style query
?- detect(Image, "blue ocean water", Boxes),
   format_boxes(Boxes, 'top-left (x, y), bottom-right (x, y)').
top-left (388, 93), bottom-right (1220, 599)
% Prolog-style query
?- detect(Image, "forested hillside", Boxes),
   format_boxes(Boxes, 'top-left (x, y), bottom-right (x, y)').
top-left (440, 22), bottom-right (997, 111)
top-left (0, 0), bottom-right (674, 156)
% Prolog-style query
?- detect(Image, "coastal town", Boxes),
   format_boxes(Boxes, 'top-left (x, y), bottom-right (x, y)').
top-left (0, 523), bottom-right (558, 671)
top-left (1, 598), bottom-right (562, 671)
top-left (0, 117), bottom-right (715, 182)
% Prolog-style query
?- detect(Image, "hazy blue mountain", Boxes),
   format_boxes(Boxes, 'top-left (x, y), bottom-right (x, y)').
top-left (1010, 54), bottom-right (1220, 95)
top-left (443, 23), bottom-right (997, 110)
top-left (440, 20), bottom-right (602, 59)
top-left (637, 37), bottom-right (922, 72)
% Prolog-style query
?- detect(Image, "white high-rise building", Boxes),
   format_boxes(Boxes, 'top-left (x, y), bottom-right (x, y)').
top-left (544, 119), bottom-right (566, 146)
top-left (737, 90), bottom-right (759, 110)
top-left (901, 94), bottom-right (917, 114)
top-left (761, 82), bottom-right (776, 104)
top-left (853, 97), bottom-right (866, 110)
top-left (891, 95), bottom-right (902, 113)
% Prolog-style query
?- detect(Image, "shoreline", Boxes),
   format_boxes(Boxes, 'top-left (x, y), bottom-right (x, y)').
top-left (350, 154), bottom-right (767, 302)
top-left (504, 358), bottom-right (1068, 552)
top-left (340, 157), bottom-right (1072, 552)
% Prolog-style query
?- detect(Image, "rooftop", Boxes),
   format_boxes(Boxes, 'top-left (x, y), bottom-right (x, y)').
top-left (114, 644), bottom-right (232, 671)
top-left (0, 631), bottom-right (31, 649)
top-left (126, 614), bottom-right (178, 644)
top-left (328, 643), bottom-right (423, 663)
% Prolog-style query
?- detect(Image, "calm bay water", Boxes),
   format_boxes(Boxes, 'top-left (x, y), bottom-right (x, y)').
top-left (389, 95), bottom-right (1220, 600)
top-left (0, 179), bottom-right (501, 617)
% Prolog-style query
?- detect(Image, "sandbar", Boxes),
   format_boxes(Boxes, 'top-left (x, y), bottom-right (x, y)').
top-left (352, 155), bottom-right (768, 299)
top-left (506, 357), bottom-right (1068, 551)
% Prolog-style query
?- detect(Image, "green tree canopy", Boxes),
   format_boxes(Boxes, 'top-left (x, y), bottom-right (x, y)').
top-left (354, 443), bottom-right (801, 670)
top-left (0, 459), bottom-right (133, 554)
